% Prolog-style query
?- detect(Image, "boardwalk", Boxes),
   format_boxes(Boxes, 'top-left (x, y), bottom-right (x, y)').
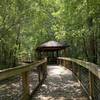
top-left (32, 65), bottom-right (88, 100)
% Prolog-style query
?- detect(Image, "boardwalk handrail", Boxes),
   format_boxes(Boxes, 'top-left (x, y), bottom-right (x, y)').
top-left (58, 57), bottom-right (100, 100)
top-left (0, 59), bottom-right (47, 80)
top-left (0, 58), bottom-right (47, 100)
top-left (58, 57), bottom-right (100, 79)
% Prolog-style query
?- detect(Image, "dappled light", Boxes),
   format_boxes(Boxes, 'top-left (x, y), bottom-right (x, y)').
top-left (48, 65), bottom-right (71, 76)
top-left (0, 76), bottom-right (22, 99)
top-left (0, 0), bottom-right (99, 99)
top-left (32, 65), bottom-right (87, 100)
top-left (0, 71), bottom-right (39, 99)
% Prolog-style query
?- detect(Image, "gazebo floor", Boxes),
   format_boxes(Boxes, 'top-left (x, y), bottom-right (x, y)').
top-left (32, 65), bottom-right (88, 100)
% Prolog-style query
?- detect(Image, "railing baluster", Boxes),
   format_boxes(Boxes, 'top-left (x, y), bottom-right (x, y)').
top-left (63, 60), bottom-right (66, 67)
top-left (21, 72), bottom-right (30, 100)
top-left (58, 57), bottom-right (100, 100)
top-left (89, 71), bottom-right (95, 100)
top-left (38, 65), bottom-right (42, 83)
top-left (44, 61), bottom-right (47, 78)
top-left (77, 65), bottom-right (81, 82)
top-left (60, 59), bottom-right (61, 65)
top-left (0, 59), bottom-right (47, 100)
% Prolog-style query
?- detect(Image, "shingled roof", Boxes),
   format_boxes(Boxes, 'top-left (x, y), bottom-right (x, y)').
top-left (36, 41), bottom-right (69, 51)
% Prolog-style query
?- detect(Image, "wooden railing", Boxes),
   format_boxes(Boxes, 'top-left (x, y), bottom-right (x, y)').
top-left (58, 57), bottom-right (100, 100)
top-left (0, 58), bottom-right (47, 100)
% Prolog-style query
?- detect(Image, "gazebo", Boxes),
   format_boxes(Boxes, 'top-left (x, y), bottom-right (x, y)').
top-left (36, 41), bottom-right (69, 64)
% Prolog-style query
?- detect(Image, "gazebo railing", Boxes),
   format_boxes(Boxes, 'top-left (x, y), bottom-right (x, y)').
top-left (58, 57), bottom-right (100, 100)
top-left (0, 58), bottom-right (47, 100)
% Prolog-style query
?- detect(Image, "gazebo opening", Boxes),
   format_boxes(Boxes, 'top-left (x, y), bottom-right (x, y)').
top-left (36, 41), bottom-right (69, 64)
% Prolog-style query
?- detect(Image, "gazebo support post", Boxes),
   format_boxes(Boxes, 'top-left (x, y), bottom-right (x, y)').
top-left (36, 41), bottom-right (69, 64)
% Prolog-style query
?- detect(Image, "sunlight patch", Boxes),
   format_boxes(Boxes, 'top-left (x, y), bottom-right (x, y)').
top-left (48, 65), bottom-right (72, 76)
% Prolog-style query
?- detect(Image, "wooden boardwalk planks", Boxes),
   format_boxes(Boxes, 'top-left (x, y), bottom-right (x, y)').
top-left (32, 65), bottom-right (88, 100)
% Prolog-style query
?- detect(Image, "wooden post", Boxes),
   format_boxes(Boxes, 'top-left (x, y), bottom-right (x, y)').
top-left (38, 65), bottom-right (43, 82)
top-left (58, 59), bottom-right (60, 65)
top-left (44, 59), bottom-right (47, 78)
top-left (59, 59), bottom-right (61, 66)
top-left (71, 62), bottom-right (74, 73)
top-left (64, 48), bottom-right (67, 57)
top-left (66, 61), bottom-right (68, 69)
top-left (68, 61), bottom-right (71, 70)
top-left (38, 58), bottom-right (47, 82)
top-left (56, 51), bottom-right (58, 65)
top-left (89, 71), bottom-right (94, 100)
top-left (64, 60), bottom-right (66, 67)
top-left (77, 65), bottom-right (81, 83)
top-left (21, 72), bottom-right (30, 100)
top-left (57, 58), bottom-right (59, 65)
top-left (57, 50), bottom-right (58, 57)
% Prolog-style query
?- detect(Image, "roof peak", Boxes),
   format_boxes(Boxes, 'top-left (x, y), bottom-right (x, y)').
top-left (40, 40), bottom-right (62, 47)
top-left (36, 40), bottom-right (69, 51)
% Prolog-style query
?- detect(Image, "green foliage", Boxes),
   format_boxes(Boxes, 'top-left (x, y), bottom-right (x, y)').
top-left (0, 0), bottom-right (99, 69)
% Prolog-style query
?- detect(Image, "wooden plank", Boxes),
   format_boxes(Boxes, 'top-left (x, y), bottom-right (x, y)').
top-left (58, 57), bottom-right (100, 79)
top-left (58, 57), bottom-right (100, 100)
top-left (89, 72), bottom-right (94, 100)
top-left (0, 59), bottom-right (47, 80)
top-left (21, 72), bottom-right (30, 100)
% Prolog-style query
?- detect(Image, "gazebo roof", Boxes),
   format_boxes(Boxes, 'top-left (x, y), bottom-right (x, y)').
top-left (36, 40), bottom-right (69, 51)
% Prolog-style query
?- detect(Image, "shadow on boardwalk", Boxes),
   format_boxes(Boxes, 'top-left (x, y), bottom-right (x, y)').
top-left (32, 65), bottom-right (88, 100)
